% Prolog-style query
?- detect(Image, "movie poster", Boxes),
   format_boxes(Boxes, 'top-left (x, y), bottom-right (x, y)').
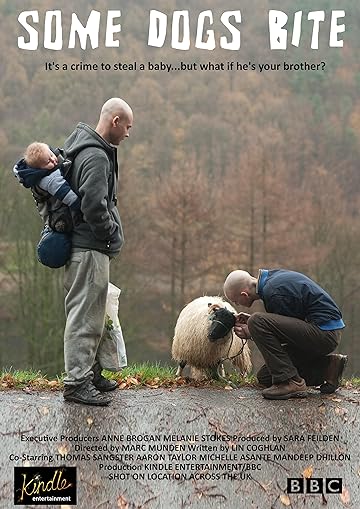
top-left (1, 1), bottom-right (359, 508)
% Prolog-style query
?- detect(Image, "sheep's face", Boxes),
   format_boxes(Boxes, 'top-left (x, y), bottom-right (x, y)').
top-left (207, 305), bottom-right (236, 342)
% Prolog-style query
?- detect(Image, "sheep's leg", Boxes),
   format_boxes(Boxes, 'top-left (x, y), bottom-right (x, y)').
top-left (219, 362), bottom-right (226, 378)
top-left (209, 362), bottom-right (225, 380)
top-left (176, 360), bottom-right (187, 377)
top-left (214, 362), bottom-right (238, 388)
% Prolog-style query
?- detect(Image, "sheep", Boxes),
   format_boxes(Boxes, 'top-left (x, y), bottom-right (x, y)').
top-left (172, 296), bottom-right (252, 381)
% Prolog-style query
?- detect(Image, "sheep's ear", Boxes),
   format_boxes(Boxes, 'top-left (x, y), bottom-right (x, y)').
top-left (208, 303), bottom-right (221, 313)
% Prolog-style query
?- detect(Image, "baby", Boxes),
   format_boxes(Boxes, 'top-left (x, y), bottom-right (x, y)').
top-left (24, 142), bottom-right (59, 170)
top-left (14, 142), bottom-right (82, 232)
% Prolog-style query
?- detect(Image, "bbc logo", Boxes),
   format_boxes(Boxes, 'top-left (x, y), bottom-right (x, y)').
top-left (287, 478), bottom-right (342, 494)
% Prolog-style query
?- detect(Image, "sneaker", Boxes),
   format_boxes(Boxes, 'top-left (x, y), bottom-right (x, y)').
top-left (64, 381), bottom-right (111, 406)
top-left (262, 377), bottom-right (307, 400)
top-left (320, 354), bottom-right (348, 394)
top-left (93, 375), bottom-right (118, 392)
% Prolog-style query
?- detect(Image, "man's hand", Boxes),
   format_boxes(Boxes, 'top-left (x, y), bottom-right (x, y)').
top-left (235, 312), bottom-right (251, 324)
top-left (234, 324), bottom-right (251, 340)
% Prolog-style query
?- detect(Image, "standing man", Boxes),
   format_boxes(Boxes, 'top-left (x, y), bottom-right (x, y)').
top-left (62, 98), bottom-right (133, 406)
top-left (223, 269), bottom-right (347, 400)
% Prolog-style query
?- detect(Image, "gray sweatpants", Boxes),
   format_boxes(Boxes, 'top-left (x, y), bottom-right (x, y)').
top-left (63, 250), bottom-right (109, 386)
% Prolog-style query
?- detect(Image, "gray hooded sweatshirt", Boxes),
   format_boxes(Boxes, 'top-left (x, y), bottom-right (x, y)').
top-left (63, 122), bottom-right (124, 257)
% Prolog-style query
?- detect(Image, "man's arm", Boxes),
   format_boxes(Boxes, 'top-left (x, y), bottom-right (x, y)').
top-left (265, 294), bottom-right (304, 319)
top-left (235, 312), bottom-right (251, 324)
top-left (234, 323), bottom-right (251, 340)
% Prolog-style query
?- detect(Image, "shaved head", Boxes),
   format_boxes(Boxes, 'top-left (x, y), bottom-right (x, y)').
top-left (224, 270), bottom-right (252, 295)
top-left (100, 98), bottom-right (132, 121)
top-left (223, 270), bottom-right (258, 308)
top-left (96, 97), bottom-right (133, 146)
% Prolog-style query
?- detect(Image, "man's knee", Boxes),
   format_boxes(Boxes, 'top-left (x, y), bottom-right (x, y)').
top-left (248, 312), bottom-right (267, 337)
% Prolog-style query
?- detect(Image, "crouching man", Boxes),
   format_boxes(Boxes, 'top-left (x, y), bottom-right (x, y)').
top-left (223, 269), bottom-right (347, 400)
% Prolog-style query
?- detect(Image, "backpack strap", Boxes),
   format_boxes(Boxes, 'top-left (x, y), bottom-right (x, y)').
top-left (31, 185), bottom-right (51, 204)
top-left (51, 148), bottom-right (73, 179)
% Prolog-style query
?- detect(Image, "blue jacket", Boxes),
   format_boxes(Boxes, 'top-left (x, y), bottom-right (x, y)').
top-left (257, 269), bottom-right (345, 331)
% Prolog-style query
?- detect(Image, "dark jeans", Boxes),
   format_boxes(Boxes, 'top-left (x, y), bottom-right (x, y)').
top-left (247, 312), bottom-right (341, 385)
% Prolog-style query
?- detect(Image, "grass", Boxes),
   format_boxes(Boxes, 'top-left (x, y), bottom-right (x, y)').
top-left (0, 364), bottom-right (358, 391)
top-left (115, 362), bottom-right (176, 381)
top-left (344, 378), bottom-right (360, 388)
top-left (0, 363), bottom-right (257, 390)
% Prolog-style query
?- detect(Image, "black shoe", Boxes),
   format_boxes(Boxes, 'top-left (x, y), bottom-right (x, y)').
top-left (64, 381), bottom-right (112, 406)
top-left (93, 375), bottom-right (118, 392)
top-left (92, 363), bottom-right (118, 392)
top-left (320, 354), bottom-right (348, 394)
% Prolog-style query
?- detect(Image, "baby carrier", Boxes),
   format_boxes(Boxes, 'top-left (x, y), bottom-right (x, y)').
top-left (13, 148), bottom-right (80, 268)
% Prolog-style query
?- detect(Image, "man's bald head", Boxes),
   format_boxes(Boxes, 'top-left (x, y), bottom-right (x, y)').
top-left (96, 97), bottom-right (133, 146)
top-left (224, 270), bottom-right (253, 294)
top-left (100, 98), bottom-right (133, 121)
top-left (223, 270), bottom-right (258, 308)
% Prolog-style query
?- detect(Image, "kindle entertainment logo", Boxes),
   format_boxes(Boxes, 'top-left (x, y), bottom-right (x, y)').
top-left (14, 466), bottom-right (77, 505)
top-left (287, 477), bottom-right (342, 494)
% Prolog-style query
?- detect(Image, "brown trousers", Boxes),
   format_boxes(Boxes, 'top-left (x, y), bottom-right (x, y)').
top-left (247, 312), bottom-right (341, 385)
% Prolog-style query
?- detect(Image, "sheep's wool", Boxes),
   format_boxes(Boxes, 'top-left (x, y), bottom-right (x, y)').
top-left (172, 296), bottom-right (252, 374)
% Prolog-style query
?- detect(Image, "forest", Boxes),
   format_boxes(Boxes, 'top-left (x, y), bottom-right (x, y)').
top-left (0, 0), bottom-right (359, 376)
